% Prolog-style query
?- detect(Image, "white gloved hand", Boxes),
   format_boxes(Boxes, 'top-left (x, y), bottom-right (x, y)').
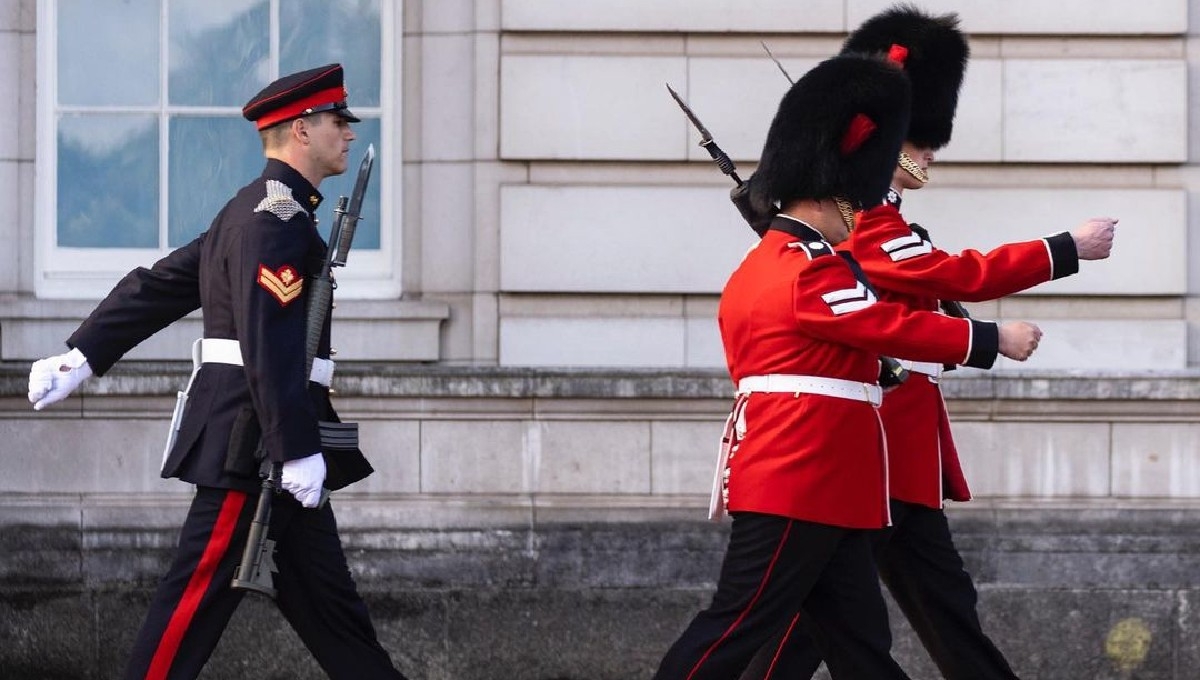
top-left (28, 348), bottom-right (94, 411)
top-left (281, 452), bottom-right (327, 508)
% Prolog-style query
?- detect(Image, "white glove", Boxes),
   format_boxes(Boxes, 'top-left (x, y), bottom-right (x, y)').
top-left (281, 452), bottom-right (327, 508)
top-left (28, 348), bottom-right (94, 411)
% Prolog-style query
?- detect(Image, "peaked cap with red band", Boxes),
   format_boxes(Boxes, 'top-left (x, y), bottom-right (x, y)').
top-left (242, 63), bottom-right (361, 131)
top-left (841, 3), bottom-right (968, 149)
top-left (747, 53), bottom-right (911, 216)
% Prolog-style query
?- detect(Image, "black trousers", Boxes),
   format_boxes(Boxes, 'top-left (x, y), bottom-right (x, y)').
top-left (740, 500), bottom-right (1019, 680)
top-left (123, 486), bottom-right (406, 680)
top-left (653, 512), bottom-right (910, 680)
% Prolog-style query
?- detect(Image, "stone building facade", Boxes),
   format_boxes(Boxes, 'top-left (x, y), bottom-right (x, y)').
top-left (2, 1), bottom-right (1200, 678)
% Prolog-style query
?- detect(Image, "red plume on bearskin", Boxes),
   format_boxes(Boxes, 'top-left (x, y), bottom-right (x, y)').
top-left (842, 3), bottom-right (968, 149)
top-left (747, 54), bottom-right (911, 216)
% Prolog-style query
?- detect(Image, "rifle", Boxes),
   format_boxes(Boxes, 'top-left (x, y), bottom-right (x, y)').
top-left (306, 144), bottom-right (376, 379)
top-left (231, 144), bottom-right (376, 599)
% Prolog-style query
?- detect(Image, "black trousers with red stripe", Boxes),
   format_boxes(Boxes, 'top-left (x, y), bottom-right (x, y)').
top-left (652, 512), bottom-right (910, 680)
top-left (123, 486), bottom-right (406, 680)
top-left (740, 500), bottom-right (1020, 680)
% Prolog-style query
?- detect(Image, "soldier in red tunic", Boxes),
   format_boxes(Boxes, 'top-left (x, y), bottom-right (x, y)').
top-left (651, 50), bottom-right (1045, 680)
top-left (740, 7), bottom-right (1116, 680)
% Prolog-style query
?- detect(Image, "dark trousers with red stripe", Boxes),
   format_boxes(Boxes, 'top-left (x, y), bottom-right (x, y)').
top-left (123, 486), bottom-right (406, 680)
top-left (652, 512), bottom-right (910, 680)
top-left (740, 500), bottom-right (1019, 680)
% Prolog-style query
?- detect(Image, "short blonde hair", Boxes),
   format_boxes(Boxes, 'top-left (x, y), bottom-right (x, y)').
top-left (258, 121), bottom-right (293, 151)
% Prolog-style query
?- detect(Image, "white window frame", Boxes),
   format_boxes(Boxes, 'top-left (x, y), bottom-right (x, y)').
top-left (35, 0), bottom-right (402, 300)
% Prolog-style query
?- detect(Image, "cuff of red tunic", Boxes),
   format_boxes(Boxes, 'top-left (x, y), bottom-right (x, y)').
top-left (1044, 231), bottom-right (1079, 280)
top-left (963, 319), bottom-right (999, 369)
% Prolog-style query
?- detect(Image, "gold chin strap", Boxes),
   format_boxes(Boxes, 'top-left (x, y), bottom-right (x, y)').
top-left (834, 197), bottom-right (856, 232)
top-left (898, 152), bottom-right (929, 184)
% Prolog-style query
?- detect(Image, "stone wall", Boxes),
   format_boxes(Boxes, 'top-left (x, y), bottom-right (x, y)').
top-left (4, 364), bottom-right (1200, 678)
top-left (4, 504), bottom-right (1198, 679)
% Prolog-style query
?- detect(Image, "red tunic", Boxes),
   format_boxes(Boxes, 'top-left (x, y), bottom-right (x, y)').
top-left (847, 202), bottom-right (1078, 507)
top-left (718, 218), bottom-right (1001, 529)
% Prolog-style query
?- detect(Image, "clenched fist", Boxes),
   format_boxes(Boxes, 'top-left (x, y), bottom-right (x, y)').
top-left (998, 321), bottom-right (1043, 362)
top-left (28, 348), bottom-right (93, 410)
top-left (1071, 217), bottom-right (1117, 261)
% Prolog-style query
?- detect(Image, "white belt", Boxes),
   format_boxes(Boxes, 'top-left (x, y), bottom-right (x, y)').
top-left (199, 338), bottom-right (335, 387)
top-left (737, 374), bottom-right (882, 408)
top-left (899, 360), bottom-right (943, 382)
top-left (161, 339), bottom-right (336, 471)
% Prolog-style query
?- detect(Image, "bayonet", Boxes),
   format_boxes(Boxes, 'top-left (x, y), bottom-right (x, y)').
top-left (760, 42), bottom-right (795, 84)
top-left (665, 83), bottom-right (742, 186)
top-left (329, 143), bottom-right (375, 267)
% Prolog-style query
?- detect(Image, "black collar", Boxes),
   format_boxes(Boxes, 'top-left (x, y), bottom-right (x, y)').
top-left (768, 214), bottom-right (826, 242)
top-left (262, 159), bottom-right (323, 214)
top-left (885, 188), bottom-right (902, 210)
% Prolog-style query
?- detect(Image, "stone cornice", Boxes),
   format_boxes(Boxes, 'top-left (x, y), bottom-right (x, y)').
top-left (5, 362), bottom-right (1200, 401)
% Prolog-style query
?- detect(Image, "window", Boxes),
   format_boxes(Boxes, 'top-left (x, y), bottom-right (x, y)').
top-left (37, 0), bottom-right (399, 298)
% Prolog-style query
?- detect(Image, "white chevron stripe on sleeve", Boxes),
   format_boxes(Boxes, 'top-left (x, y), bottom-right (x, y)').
top-left (828, 299), bottom-right (875, 315)
top-left (881, 233), bottom-right (933, 262)
top-left (881, 233), bottom-right (924, 252)
top-left (821, 282), bottom-right (877, 315)
top-left (887, 242), bottom-right (933, 261)
top-left (822, 282), bottom-right (869, 304)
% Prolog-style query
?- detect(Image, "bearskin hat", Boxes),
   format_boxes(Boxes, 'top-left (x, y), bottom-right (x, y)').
top-left (748, 53), bottom-right (911, 216)
top-left (841, 3), bottom-right (968, 149)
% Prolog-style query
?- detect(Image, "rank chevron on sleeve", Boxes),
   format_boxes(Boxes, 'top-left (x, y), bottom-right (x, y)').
top-left (821, 281), bottom-right (876, 315)
top-left (257, 264), bottom-right (303, 306)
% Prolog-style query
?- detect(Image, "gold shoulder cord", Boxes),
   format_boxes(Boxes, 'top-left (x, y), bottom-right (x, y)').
top-left (898, 152), bottom-right (929, 184)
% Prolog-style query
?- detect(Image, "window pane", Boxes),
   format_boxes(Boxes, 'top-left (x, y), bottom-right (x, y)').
top-left (280, 0), bottom-right (381, 107)
top-left (58, 114), bottom-right (159, 248)
top-left (168, 116), bottom-right (265, 247)
top-left (168, 0), bottom-right (270, 107)
top-left (59, 0), bottom-right (159, 106)
top-left (315, 117), bottom-right (381, 250)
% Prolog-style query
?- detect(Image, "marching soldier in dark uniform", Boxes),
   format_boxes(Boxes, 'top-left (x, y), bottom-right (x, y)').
top-left (740, 7), bottom-right (1117, 680)
top-left (651, 51), bottom-right (1045, 680)
top-left (27, 64), bottom-right (406, 680)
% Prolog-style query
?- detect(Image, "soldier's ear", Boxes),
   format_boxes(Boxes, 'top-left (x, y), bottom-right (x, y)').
top-left (290, 117), bottom-right (309, 144)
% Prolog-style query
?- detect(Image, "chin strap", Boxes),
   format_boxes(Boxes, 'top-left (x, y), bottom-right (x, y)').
top-left (834, 196), bottom-right (857, 233)
top-left (898, 152), bottom-right (929, 184)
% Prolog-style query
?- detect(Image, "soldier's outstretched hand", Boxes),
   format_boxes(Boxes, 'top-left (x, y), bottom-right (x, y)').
top-left (1071, 217), bottom-right (1117, 260)
top-left (998, 321), bottom-right (1043, 362)
top-left (28, 348), bottom-right (93, 410)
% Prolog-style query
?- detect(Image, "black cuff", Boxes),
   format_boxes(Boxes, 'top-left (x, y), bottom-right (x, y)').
top-left (963, 320), bottom-right (999, 369)
top-left (1045, 231), bottom-right (1079, 280)
top-left (66, 335), bottom-right (113, 377)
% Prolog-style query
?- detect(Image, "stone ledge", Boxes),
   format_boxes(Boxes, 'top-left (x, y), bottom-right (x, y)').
top-left (6, 363), bottom-right (1200, 400)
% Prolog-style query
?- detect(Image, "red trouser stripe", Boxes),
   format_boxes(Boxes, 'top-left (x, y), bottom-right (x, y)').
top-left (762, 611), bottom-right (803, 679)
top-left (145, 490), bottom-right (247, 680)
top-left (685, 519), bottom-right (794, 680)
